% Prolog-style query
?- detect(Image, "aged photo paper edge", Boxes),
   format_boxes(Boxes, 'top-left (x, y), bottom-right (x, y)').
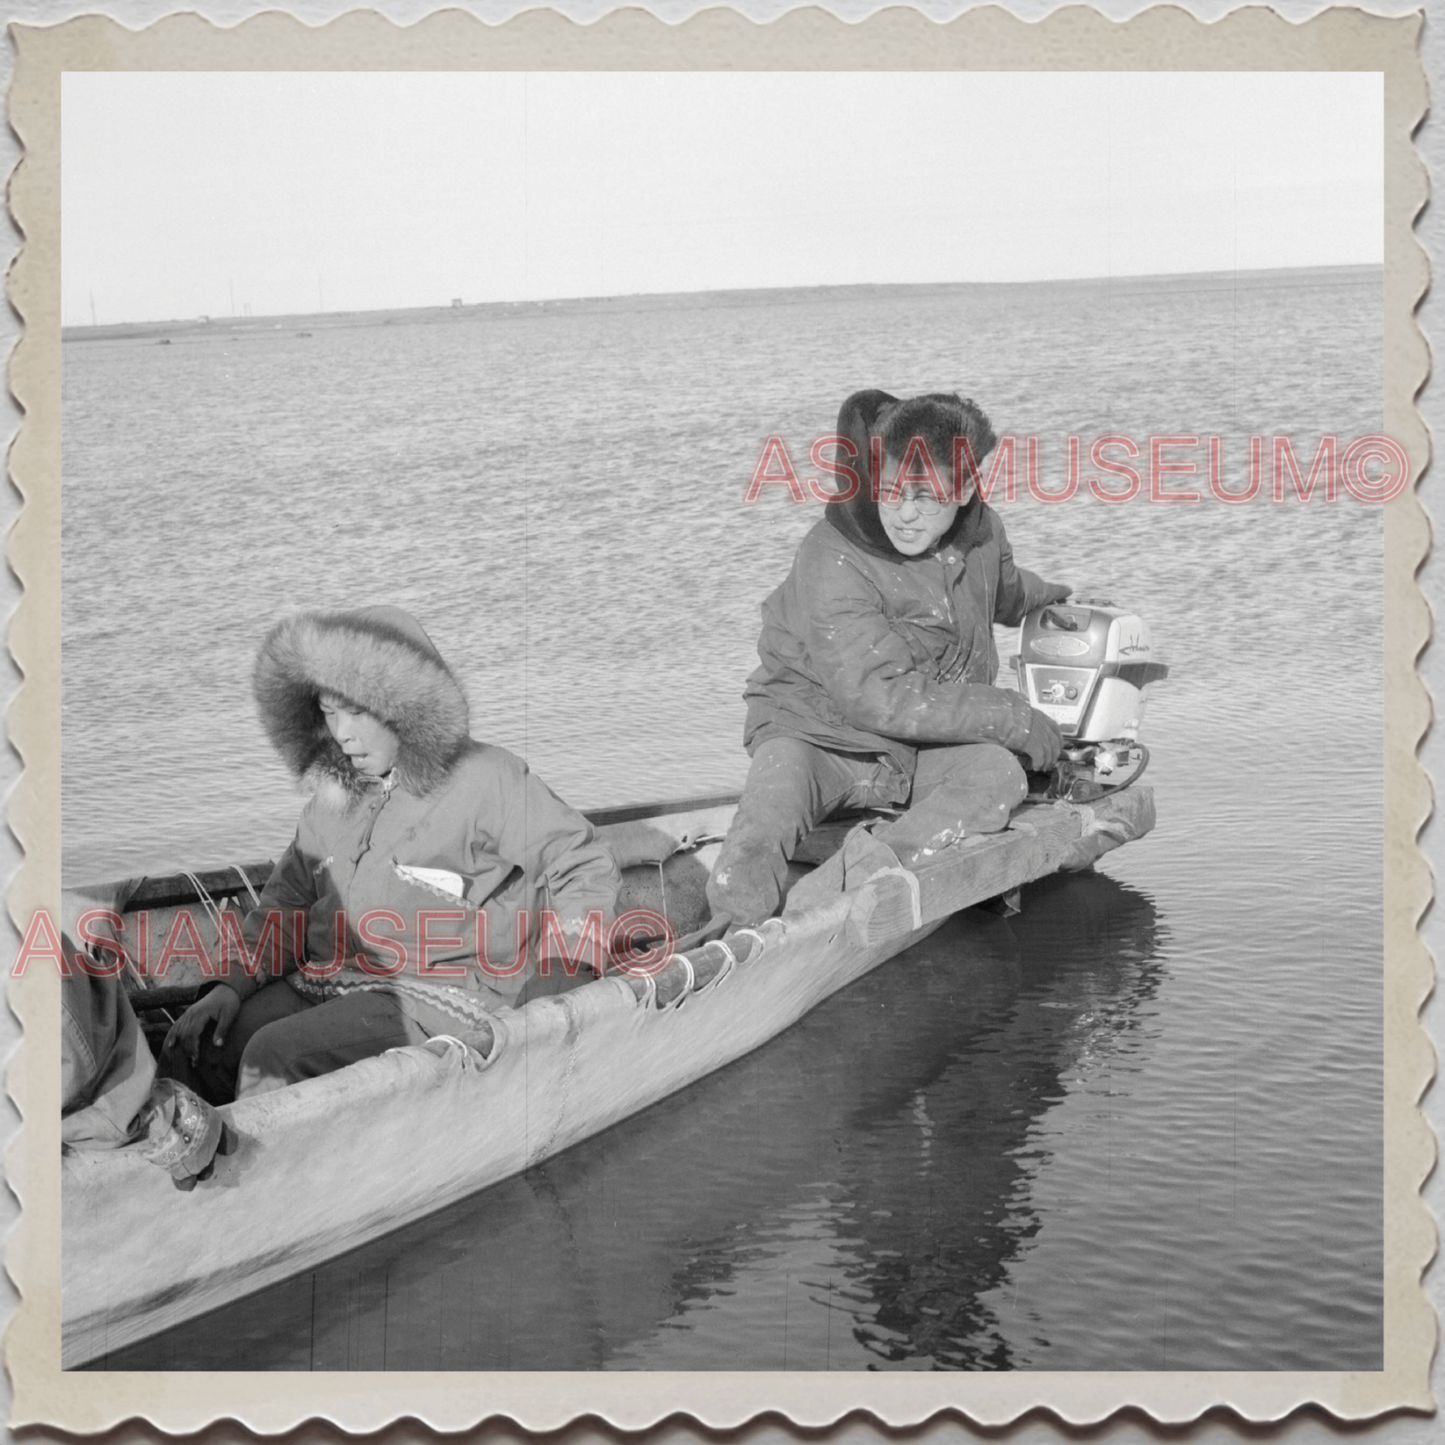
top-left (2, 2), bottom-right (1434, 1433)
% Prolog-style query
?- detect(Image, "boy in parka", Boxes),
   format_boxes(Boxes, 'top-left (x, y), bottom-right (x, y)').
top-left (707, 390), bottom-right (1070, 928)
top-left (164, 605), bottom-right (621, 1101)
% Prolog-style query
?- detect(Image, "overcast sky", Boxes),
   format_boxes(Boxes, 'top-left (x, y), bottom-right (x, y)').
top-left (61, 71), bottom-right (1382, 325)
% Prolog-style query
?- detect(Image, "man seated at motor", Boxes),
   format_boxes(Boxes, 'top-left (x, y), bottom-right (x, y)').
top-left (707, 389), bottom-right (1070, 929)
top-left (164, 605), bottom-right (621, 1103)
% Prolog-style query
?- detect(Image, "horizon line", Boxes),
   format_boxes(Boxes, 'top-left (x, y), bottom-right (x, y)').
top-left (63, 261), bottom-right (1384, 335)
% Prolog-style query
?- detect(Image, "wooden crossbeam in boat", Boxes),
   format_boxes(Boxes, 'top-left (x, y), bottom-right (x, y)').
top-left (582, 791), bottom-right (740, 828)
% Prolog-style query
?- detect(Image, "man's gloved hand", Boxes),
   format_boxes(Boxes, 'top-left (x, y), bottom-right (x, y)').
top-left (138, 1079), bottom-right (227, 1191)
top-left (1042, 581), bottom-right (1073, 605)
top-left (1020, 707), bottom-right (1064, 772)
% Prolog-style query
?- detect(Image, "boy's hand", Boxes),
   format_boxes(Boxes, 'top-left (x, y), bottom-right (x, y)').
top-left (1020, 708), bottom-right (1063, 771)
top-left (1042, 581), bottom-right (1072, 605)
top-left (163, 984), bottom-right (241, 1065)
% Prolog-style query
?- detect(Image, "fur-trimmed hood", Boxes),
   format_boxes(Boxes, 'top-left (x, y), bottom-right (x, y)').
top-left (253, 606), bottom-right (470, 797)
top-left (825, 388), bottom-right (990, 560)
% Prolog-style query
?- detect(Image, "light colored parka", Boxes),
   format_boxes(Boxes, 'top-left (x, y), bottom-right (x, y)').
top-left (228, 607), bottom-right (619, 1015)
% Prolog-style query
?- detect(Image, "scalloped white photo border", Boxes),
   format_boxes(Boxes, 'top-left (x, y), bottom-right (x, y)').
top-left (2, 4), bottom-right (1432, 1433)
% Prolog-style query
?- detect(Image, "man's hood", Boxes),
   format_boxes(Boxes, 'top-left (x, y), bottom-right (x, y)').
top-left (823, 389), bottom-right (985, 560)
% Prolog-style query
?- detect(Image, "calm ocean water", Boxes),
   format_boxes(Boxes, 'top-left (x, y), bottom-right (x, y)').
top-left (65, 269), bottom-right (1384, 1370)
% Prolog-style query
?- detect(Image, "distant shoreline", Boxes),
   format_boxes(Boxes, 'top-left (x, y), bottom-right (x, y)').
top-left (62, 264), bottom-right (1383, 344)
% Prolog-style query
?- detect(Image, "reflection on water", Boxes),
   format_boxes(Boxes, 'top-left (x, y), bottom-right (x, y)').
top-left (106, 873), bottom-right (1165, 1371)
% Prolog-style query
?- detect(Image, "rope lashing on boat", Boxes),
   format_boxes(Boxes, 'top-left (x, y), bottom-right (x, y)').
top-left (120, 864), bottom-right (261, 1000)
top-left (614, 922), bottom-right (762, 1010)
top-left (228, 864), bottom-right (263, 910)
top-left (726, 928), bottom-right (769, 968)
top-left (388, 1032), bottom-right (498, 1073)
top-left (647, 826), bottom-right (729, 930)
top-left (178, 869), bottom-right (226, 935)
top-left (168, 870), bottom-right (231, 1005)
top-left (656, 951), bottom-right (695, 1011)
top-left (693, 938), bottom-right (736, 992)
top-left (620, 965), bottom-right (659, 1011)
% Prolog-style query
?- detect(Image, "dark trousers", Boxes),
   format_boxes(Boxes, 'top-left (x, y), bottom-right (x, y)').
top-left (168, 965), bottom-right (592, 1104)
top-left (706, 737), bottom-right (1027, 927)
top-left (168, 978), bottom-right (467, 1104)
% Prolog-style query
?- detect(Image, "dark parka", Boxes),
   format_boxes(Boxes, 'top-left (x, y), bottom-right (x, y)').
top-left (743, 390), bottom-right (1059, 778)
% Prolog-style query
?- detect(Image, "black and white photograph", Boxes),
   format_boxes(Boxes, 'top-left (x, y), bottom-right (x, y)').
top-left (3, 2), bottom-right (1436, 1434)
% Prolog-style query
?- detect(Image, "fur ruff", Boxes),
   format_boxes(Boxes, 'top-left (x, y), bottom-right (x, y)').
top-left (825, 389), bottom-right (987, 560)
top-left (253, 608), bottom-right (470, 797)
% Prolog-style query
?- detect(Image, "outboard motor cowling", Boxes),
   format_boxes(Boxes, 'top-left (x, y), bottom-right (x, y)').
top-left (1013, 600), bottom-right (1169, 801)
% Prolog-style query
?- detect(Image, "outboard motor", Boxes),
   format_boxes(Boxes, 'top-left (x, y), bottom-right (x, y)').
top-left (1013, 600), bottom-right (1169, 802)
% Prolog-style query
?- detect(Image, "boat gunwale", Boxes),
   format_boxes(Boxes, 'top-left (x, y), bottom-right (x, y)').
top-left (97, 792), bottom-right (745, 913)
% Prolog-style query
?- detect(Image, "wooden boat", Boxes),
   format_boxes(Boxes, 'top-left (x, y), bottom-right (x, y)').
top-left (61, 785), bottom-right (1155, 1369)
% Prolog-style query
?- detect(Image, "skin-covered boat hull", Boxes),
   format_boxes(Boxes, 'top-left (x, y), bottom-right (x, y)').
top-left (61, 787), bottom-right (1154, 1368)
